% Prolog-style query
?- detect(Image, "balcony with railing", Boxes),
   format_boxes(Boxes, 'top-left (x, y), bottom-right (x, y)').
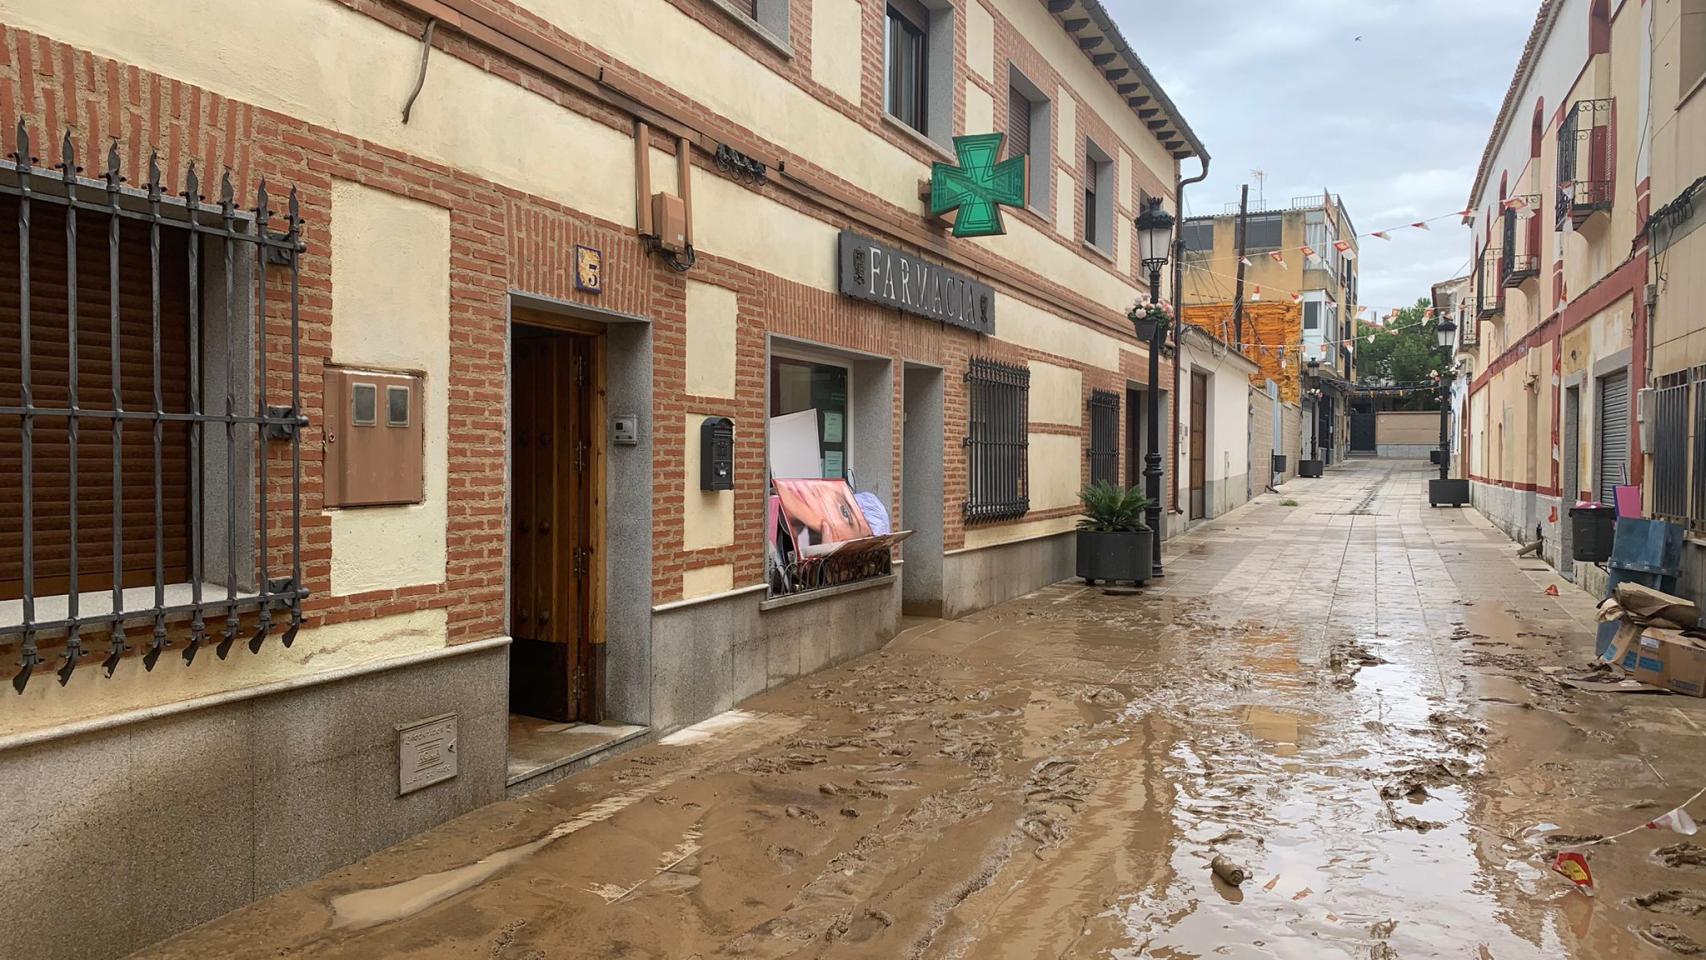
top-left (1500, 200), bottom-right (1541, 287)
top-left (1557, 99), bottom-right (1613, 228)
top-left (1475, 250), bottom-right (1504, 321)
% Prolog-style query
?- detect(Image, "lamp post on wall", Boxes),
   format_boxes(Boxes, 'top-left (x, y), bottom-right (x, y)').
top-left (1434, 316), bottom-right (1458, 482)
top-left (1134, 198), bottom-right (1174, 576)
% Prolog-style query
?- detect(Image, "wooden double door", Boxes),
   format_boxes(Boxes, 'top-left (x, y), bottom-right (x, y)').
top-left (510, 325), bottom-right (598, 723)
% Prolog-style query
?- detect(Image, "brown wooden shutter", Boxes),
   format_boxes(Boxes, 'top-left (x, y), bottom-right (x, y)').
top-left (1007, 86), bottom-right (1031, 160)
top-left (0, 195), bottom-right (193, 600)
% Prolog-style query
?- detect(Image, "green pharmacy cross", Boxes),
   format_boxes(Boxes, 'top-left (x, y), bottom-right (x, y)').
top-left (930, 133), bottom-right (1026, 238)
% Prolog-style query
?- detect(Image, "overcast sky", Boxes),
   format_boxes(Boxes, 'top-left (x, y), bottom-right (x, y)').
top-left (1111, 0), bottom-right (1538, 313)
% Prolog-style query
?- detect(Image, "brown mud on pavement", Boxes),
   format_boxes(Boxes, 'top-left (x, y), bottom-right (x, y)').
top-left (132, 462), bottom-right (1706, 959)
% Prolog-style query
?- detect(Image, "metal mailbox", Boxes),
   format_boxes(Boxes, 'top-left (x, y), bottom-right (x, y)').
top-left (700, 416), bottom-right (734, 491)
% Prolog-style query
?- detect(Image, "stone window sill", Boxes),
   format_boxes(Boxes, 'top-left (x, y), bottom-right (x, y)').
top-left (703, 0), bottom-right (793, 58)
top-left (883, 114), bottom-right (955, 162)
top-left (760, 572), bottom-right (896, 612)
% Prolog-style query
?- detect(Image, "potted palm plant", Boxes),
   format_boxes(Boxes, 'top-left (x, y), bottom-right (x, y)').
top-left (1075, 481), bottom-right (1155, 586)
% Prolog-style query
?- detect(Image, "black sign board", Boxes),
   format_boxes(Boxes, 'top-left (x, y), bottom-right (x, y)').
top-left (837, 230), bottom-right (995, 335)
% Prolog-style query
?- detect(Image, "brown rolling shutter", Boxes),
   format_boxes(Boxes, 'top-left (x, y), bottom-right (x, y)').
top-left (1007, 86), bottom-right (1031, 160)
top-left (0, 195), bottom-right (193, 600)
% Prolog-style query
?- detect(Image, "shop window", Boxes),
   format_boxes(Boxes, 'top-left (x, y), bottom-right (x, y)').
top-left (965, 357), bottom-right (1029, 522)
top-left (1084, 139), bottom-right (1113, 253)
top-left (770, 355), bottom-right (850, 479)
top-left (1088, 390), bottom-right (1120, 485)
top-left (1007, 67), bottom-right (1051, 213)
top-left (885, 0), bottom-right (953, 148)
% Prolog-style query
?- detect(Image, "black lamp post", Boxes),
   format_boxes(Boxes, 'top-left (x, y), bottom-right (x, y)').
top-left (1135, 197), bottom-right (1173, 577)
top-left (1434, 315), bottom-right (1458, 482)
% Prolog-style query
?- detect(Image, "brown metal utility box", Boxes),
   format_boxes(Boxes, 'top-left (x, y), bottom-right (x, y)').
top-left (324, 366), bottom-right (426, 507)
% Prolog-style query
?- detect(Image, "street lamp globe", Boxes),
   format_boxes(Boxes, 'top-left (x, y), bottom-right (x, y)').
top-left (1136, 197), bottom-right (1174, 269)
top-left (1434, 316), bottom-right (1458, 350)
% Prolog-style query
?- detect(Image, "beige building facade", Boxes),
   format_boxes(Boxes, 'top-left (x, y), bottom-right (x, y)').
top-left (0, 1), bottom-right (1206, 956)
top-left (1455, 0), bottom-right (1650, 584)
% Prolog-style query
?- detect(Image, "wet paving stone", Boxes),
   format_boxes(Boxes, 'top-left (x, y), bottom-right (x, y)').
top-left (135, 462), bottom-right (1706, 959)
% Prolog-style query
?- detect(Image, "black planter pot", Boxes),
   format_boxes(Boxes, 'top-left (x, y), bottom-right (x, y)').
top-left (1076, 529), bottom-right (1154, 586)
top-left (1298, 459), bottom-right (1324, 478)
top-left (1130, 317), bottom-right (1167, 343)
top-left (1427, 478), bottom-right (1470, 507)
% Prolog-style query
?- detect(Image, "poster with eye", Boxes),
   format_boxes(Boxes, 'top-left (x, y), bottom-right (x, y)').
top-left (772, 477), bottom-right (872, 548)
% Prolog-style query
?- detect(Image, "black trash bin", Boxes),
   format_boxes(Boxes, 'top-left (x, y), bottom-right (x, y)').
top-left (1271, 454), bottom-right (1288, 475)
top-left (1429, 449), bottom-right (1442, 465)
top-left (1569, 503), bottom-right (1616, 563)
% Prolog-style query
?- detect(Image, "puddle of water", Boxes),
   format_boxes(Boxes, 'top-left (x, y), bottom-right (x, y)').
top-left (1242, 704), bottom-right (1320, 756)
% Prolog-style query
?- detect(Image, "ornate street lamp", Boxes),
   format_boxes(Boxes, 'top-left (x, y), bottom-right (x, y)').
top-left (1134, 197), bottom-right (1173, 576)
top-left (1428, 315), bottom-right (1469, 506)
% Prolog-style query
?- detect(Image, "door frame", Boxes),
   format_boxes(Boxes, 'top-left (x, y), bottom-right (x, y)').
top-left (509, 308), bottom-right (608, 721)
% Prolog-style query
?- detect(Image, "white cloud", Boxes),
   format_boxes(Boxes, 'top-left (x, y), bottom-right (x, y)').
top-left (1105, 0), bottom-right (1534, 310)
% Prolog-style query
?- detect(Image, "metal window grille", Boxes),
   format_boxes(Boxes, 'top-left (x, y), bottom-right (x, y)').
top-left (1087, 390), bottom-right (1119, 485)
top-left (1654, 375), bottom-right (1690, 521)
top-left (1558, 99), bottom-right (1614, 227)
top-left (964, 357), bottom-right (1028, 522)
top-left (1693, 371), bottom-right (1706, 527)
top-left (2, 121), bottom-right (307, 692)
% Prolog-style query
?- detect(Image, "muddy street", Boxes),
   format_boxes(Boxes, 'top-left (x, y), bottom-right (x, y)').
top-left (137, 461), bottom-right (1706, 959)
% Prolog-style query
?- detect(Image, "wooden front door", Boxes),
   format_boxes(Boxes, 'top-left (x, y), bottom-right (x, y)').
top-left (1189, 372), bottom-right (1208, 520)
top-left (510, 327), bottom-right (596, 722)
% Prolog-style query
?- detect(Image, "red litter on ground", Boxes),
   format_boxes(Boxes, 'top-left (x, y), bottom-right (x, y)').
top-left (1552, 852), bottom-right (1595, 896)
top-left (1544, 585), bottom-right (1560, 597)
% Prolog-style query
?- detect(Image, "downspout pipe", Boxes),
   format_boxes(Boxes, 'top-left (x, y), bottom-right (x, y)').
top-left (1171, 155), bottom-right (1210, 521)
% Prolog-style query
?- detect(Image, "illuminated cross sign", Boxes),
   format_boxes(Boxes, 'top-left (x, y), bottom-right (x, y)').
top-left (929, 133), bottom-right (1026, 238)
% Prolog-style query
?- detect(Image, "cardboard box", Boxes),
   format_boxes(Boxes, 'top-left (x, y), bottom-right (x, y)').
top-left (1630, 627), bottom-right (1706, 697)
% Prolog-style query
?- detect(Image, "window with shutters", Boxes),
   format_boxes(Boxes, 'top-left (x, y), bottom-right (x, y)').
top-left (1006, 67), bottom-right (1051, 213)
top-left (1596, 369), bottom-right (1630, 505)
top-left (1087, 390), bottom-right (1119, 486)
top-left (706, 0), bottom-right (790, 47)
top-left (965, 358), bottom-right (1028, 522)
top-left (886, 2), bottom-right (929, 135)
top-left (1, 124), bottom-right (308, 691)
top-left (1243, 213), bottom-right (1283, 251)
top-left (1084, 139), bottom-right (1112, 253)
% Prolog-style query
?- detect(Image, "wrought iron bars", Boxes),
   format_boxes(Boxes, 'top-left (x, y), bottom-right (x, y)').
top-left (1087, 389), bottom-right (1120, 486)
top-left (964, 357), bottom-right (1029, 523)
top-left (2, 121), bottom-right (309, 692)
top-left (1653, 374), bottom-right (1690, 522)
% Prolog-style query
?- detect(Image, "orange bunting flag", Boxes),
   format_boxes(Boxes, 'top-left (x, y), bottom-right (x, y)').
top-left (1269, 251), bottom-right (1287, 268)
top-left (1411, 221), bottom-right (1431, 231)
top-left (1291, 293), bottom-right (1303, 304)
top-left (1371, 231), bottom-right (1391, 240)
top-left (1551, 852), bottom-right (1595, 896)
top-left (1300, 245), bottom-right (1317, 258)
top-left (1240, 256), bottom-right (1253, 267)
top-left (1251, 285), bottom-right (1262, 301)
top-left (1502, 197), bottom-right (1528, 210)
top-left (1334, 240), bottom-right (1355, 261)
top-left (1424, 308), bottom-right (1436, 320)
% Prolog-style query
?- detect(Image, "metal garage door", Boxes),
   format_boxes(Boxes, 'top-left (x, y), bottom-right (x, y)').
top-left (1597, 369), bottom-right (1629, 505)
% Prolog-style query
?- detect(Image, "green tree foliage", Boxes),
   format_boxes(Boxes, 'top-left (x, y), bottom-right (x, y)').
top-left (1354, 296), bottom-right (1450, 410)
top-left (1355, 297), bottom-right (1448, 384)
